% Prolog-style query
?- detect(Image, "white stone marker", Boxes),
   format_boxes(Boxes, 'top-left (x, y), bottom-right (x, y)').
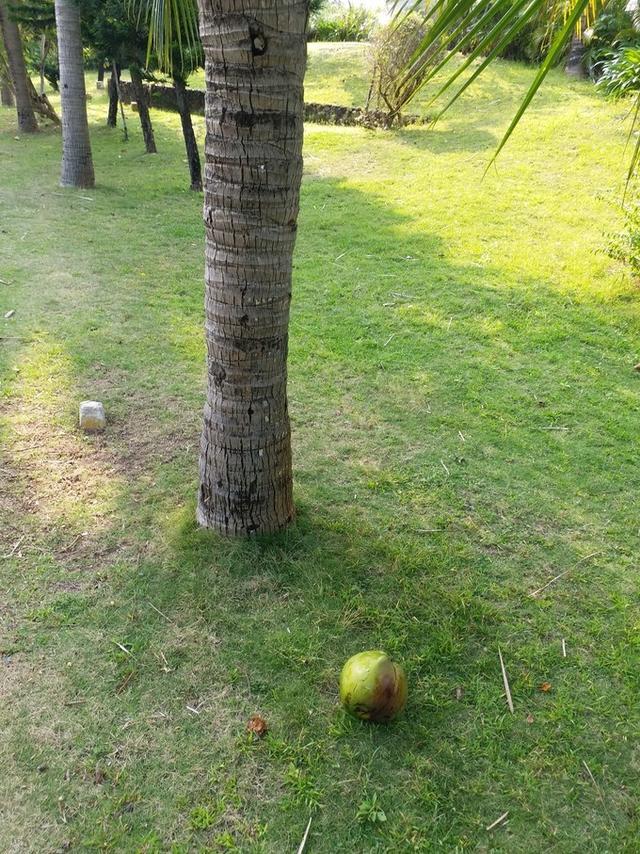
top-left (79, 401), bottom-right (106, 432)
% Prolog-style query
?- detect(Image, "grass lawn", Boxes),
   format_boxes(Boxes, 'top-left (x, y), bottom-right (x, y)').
top-left (1, 43), bottom-right (639, 852)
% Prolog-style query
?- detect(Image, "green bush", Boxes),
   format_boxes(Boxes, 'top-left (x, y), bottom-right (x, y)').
top-left (584, 0), bottom-right (639, 79)
top-left (607, 195), bottom-right (640, 278)
top-left (309, 2), bottom-right (377, 42)
top-left (597, 45), bottom-right (640, 96)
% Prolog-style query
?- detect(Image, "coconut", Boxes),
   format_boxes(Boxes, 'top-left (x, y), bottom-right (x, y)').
top-left (339, 650), bottom-right (407, 723)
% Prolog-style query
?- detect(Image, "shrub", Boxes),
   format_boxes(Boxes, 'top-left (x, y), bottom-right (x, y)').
top-left (584, 0), bottom-right (639, 79)
top-left (309, 2), bottom-right (377, 42)
top-left (366, 14), bottom-right (429, 117)
top-left (606, 195), bottom-right (640, 278)
top-left (597, 46), bottom-right (640, 96)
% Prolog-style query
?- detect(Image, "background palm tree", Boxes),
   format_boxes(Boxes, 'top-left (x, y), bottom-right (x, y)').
top-left (54, 0), bottom-right (95, 187)
top-left (0, 0), bottom-right (38, 131)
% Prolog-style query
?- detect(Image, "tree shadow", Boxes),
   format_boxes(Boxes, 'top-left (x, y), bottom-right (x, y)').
top-left (2, 149), bottom-right (637, 848)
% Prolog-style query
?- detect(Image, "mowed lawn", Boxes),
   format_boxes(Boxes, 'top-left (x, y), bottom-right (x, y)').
top-left (1, 43), bottom-right (639, 852)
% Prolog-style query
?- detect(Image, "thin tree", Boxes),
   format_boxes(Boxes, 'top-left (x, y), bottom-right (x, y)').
top-left (130, 62), bottom-right (156, 152)
top-left (53, 0), bottom-right (95, 187)
top-left (0, 0), bottom-right (38, 131)
top-left (173, 70), bottom-right (201, 189)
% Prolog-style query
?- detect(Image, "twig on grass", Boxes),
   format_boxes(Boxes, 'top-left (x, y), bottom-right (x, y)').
top-left (148, 601), bottom-right (174, 624)
top-left (383, 333), bottom-right (396, 347)
top-left (562, 638), bottom-right (567, 658)
top-left (498, 647), bottom-right (514, 714)
top-left (486, 811), bottom-right (509, 831)
top-left (529, 551), bottom-right (601, 598)
top-left (113, 641), bottom-right (133, 656)
top-left (297, 816), bottom-right (313, 854)
top-left (4, 535), bottom-right (24, 558)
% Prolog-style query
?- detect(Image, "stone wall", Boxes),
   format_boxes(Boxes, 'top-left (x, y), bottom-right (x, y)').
top-left (117, 81), bottom-right (424, 128)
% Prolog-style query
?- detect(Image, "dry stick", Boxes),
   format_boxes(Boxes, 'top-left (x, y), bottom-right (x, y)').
top-left (4, 535), bottom-right (24, 558)
top-left (113, 641), bottom-right (132, 656)
top-left (498, 647), bottom-right (514, 714)
top-left (148, 601), bottom-right (174, 624)
top-left (582, 760), bottom-right (613, 825)
top-left (529, 551), bottom-right (601, 598)
top-left (562, 638), bottom-right (567, 658)
top-left (486, 811), bottom-right (509, 831)
top-left (297, 816), bottom-right (313, 854)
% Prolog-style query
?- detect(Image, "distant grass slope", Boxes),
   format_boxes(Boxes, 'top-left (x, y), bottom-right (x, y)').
top-left (2, 45), bottom-right (639, 853)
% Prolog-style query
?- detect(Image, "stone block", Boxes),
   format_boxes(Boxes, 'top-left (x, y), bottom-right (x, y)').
top-left (79, 401), bottom-right (106, 432)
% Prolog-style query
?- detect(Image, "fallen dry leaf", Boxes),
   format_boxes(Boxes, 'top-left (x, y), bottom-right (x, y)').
top-left (526, 713), bottom-right (534, 724)
top-left (247, 714), bottom-right (268, 737)
top-left (539, 682), bottom-right (552, 693)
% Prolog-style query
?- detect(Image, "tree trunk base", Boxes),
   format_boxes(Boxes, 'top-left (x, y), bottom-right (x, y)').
top-left (196, 498), bottom-right (295, 537)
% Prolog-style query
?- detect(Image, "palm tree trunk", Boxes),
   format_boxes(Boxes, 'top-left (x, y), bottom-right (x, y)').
top-left (130, 65), bottom-right (156, 154)
top-left (54, 0), bottom-right (95, 188)
top-left (0, 0), bottom-right (38, 132)
top-left (196, 0), bottom-right (307, 536)
top-left (173, 73), bottom-right (202, 191)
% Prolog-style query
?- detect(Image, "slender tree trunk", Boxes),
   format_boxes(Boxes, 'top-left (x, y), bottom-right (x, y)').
top-left (97, 61), bottom-right (105, 89)
top-left (130, 65), bottom-right (156, 154)
top-left (0, 0), bottom-right (38, 132)
top-left (54, 0), bottom-right (94, 188)
top-left (196, 0), bottom-right (307, 536)
top-left (107, 66), bottom-right (118, 126)
top-left (174, 73), bottom-right (202, 191)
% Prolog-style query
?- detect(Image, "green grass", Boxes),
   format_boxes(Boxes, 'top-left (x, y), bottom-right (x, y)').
top-left (1, 44), bottom-right (639, 852)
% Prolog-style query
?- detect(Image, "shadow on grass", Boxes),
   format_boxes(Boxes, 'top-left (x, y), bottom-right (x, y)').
top-left (2, 144), bottom-right (638, 849)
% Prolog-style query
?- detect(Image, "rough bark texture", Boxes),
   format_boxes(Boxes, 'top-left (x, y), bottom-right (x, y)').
top-left (54, 0), bottom-right (94, 188)
top-left (130, 65), bottom-right (157, 154)
top-left (0, 0), bottom-right (38, 132)
top-left (174, 73), bottom-right (202, 191)
top-left (196, 0), bottom-right (307, 536)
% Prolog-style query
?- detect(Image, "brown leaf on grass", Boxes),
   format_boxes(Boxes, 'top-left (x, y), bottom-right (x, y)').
top-left (526, 713), bottom-right (534, 724)
top-left (247, 714), bottom-right (268, 737)
top-left (539, 682), bottom-right (552, 693)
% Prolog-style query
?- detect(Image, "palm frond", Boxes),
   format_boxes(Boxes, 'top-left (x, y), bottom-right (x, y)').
top-left (391, 0), bottom-right (609, 165)
top-left (127, 0), bottom-right (200, 73)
